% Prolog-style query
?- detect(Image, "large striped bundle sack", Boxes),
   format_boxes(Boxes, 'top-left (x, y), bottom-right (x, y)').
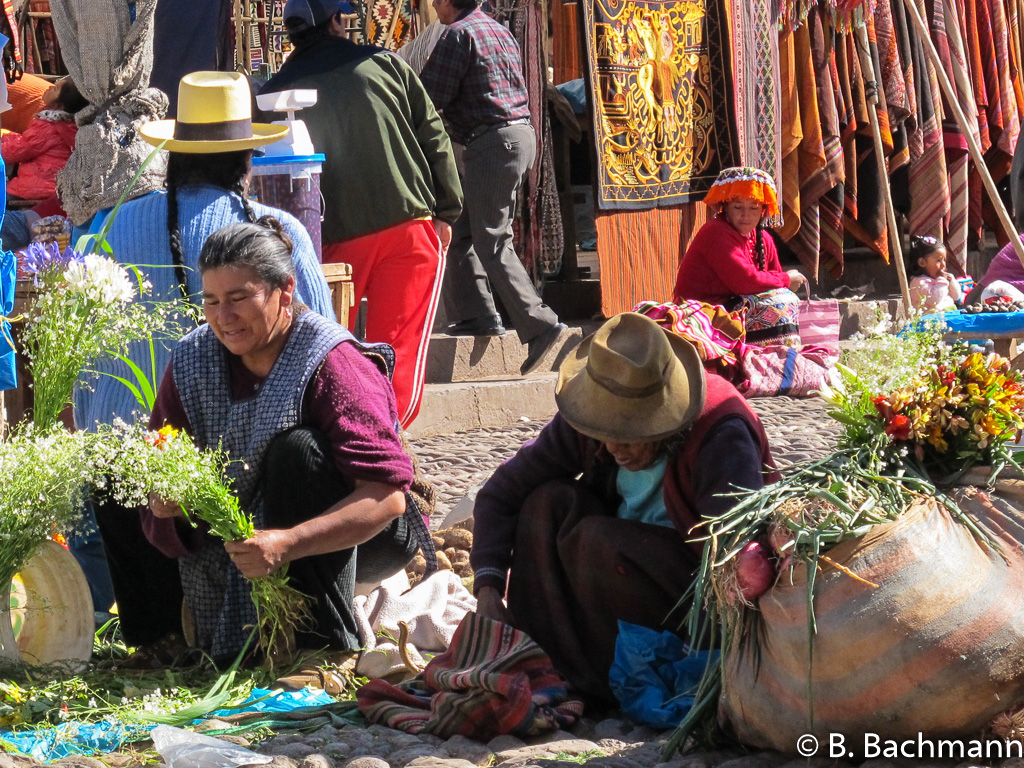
top-left (357, 613), bottom-right (583, 740)
top-left (719, 481), bottom-right (1024, 752)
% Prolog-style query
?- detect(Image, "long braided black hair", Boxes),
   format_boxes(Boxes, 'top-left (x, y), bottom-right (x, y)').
top-left (754, 220), bottom-right (766, 271)
top-left (165, 150), bottom-right (257, 298)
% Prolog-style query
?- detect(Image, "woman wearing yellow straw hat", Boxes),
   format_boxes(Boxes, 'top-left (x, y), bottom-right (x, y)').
top-left (76, 71), bottom-right (334, 668)
top-left (674, 166), bottom-right (808, 346)
top-left (470, 313), bottom-right (780, 703)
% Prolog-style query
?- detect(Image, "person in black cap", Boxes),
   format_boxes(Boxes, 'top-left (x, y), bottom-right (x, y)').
top-left (262, 0), bottom-right (462, 429)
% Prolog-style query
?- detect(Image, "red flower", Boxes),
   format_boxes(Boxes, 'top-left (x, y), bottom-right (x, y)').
top-left (885, 414), bottom-right (911, 440)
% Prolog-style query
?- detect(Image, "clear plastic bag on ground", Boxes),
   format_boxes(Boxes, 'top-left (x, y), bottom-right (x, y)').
top-left (151, 725), bottom-right (273, 768)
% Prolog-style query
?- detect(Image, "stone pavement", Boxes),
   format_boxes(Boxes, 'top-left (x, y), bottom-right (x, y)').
top-left (411, 395), bottom-right (842, 525)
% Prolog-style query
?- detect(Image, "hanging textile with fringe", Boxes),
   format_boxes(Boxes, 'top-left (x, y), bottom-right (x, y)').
top-left (581, 0), bottom-right (738, 209)
top-left (365, 0), bottom-right (417, 50)
top-left (594, 204), bottom-right (706, 316)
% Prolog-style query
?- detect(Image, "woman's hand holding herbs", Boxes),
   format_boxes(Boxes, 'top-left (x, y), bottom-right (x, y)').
top-left (149, 492), bottom-right (186, 519)
top-left (224, 529), bottom-right (293, 579)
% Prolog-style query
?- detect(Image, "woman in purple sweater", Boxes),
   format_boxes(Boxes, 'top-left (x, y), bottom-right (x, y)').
top-left (146, 219), bottom-right (434, 665)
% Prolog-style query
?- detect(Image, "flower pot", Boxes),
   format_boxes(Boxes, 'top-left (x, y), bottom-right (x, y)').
top-left (2, 540), bottom-right (93, 671)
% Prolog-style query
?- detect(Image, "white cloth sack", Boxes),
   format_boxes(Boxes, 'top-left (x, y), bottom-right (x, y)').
top-left (354, 569), bottom-right (476, 679)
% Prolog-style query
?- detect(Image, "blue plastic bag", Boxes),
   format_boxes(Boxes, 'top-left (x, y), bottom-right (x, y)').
top-left (0, 721), bottom-right (147, 762)
top-left (608, 621), bottom-right (718, 730)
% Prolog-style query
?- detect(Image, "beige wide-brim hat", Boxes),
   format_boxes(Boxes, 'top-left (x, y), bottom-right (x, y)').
top-left (555, 313), bottom-right (706, 443)
top-left (141, 71), bottom-right (288, 154)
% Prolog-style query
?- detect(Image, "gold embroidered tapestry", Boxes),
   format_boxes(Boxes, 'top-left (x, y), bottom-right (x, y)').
top-left (581, 0), bottom-right (738, 209)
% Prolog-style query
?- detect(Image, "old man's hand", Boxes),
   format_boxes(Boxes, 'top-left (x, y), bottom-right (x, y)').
top-left (475, 585), bottom-right (513, 625)
top-left (224, 530), bottom-right (292, 579)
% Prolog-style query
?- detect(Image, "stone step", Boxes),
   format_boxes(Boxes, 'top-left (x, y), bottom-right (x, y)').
top-left (408, 374), bottom-right (558, 438)
top-left (426, 323), bottom-right (596, 384)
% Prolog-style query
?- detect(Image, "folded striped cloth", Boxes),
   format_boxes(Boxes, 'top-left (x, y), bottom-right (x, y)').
top-left (356, 613), bottom-right (584, 740)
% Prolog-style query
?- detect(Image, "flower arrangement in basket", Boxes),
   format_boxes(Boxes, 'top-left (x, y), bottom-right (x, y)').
top-left (0, 242), bottom-right (169, 597)
top-left (666, 326), bottom-right (1024, 753)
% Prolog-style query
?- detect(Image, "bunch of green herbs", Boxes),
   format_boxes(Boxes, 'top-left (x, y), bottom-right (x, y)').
top-left (91, 421), bottom-right (310, 661)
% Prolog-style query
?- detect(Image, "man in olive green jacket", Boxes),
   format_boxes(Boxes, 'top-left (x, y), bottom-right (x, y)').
top-left (263, 0), bottom-right (463, 428)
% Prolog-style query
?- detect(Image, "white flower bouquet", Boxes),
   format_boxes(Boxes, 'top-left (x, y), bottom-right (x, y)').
top-left (19, 242), bottom-right (167, 431)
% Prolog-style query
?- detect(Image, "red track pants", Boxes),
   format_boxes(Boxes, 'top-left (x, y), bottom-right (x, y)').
top-left (323, 219), bottom-right (443, 429)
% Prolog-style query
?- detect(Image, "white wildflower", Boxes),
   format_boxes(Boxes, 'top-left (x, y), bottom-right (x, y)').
top-left (64, 254), bottom-right (136, 305)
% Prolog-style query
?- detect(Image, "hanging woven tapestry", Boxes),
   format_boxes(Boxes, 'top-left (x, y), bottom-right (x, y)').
top-left (365, 0), bottom-right (417, 50)
top-left (581, 0), bottom-right (738, 210)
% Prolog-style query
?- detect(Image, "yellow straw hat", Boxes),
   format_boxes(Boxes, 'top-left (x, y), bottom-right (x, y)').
top-left (555, 313), bottom-right (706, 443)
top-left (141, 71), bottom-right (288, 154)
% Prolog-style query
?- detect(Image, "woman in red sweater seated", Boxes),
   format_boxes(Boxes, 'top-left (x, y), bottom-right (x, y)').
top-left (673, 167), bottom-right (807, 345)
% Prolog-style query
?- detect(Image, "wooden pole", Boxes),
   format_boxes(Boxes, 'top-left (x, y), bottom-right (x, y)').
top-left (853, 22), bottom-right (912, 311)
top-left (903, 0), bottom-right (1024, 270)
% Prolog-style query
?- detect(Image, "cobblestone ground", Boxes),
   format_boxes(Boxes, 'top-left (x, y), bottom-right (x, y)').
top-left (30, 398), bottom-right (849, 768)
top-left (411, 395), bottom-right (842, 525)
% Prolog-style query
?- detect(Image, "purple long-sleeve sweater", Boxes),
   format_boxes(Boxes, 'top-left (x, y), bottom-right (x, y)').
top-left (143, 340), bottom-right (413, 557)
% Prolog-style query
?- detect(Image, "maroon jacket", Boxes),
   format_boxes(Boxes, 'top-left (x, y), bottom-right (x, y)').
top-left (471, 374), bottom-right (780, 593)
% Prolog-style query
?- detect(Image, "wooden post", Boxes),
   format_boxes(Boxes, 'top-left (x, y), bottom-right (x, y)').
top-left (903, 0), bottom-right (1024, 270)
top-left (853, 22), bottom-right (912, 311)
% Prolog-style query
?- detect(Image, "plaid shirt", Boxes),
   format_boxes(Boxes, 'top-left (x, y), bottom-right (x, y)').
top-left (420, 7), bottom-right (530, 145)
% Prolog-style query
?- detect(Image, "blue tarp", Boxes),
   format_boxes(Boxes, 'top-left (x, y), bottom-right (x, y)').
top-left (916, 309), bottom-right (1024, 335)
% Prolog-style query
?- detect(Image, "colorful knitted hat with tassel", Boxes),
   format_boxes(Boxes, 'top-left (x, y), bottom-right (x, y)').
top-left (703, 166), bottom-right (780, 217)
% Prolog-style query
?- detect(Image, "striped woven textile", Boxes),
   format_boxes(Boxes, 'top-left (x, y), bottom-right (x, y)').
top-left (788, 8), bottom-right (845, 279)
top-left (632, 300), bottom-right (745, 370)
top-left (777, 27), bottom-right (803, 243)
top-left (719, 484), bottom-right (1024, 752)
top-left (595, 204), bottom-right (707, 318)
top-left (728, 0), bottom-right (782, 219)
top-left (357, 614), bottom-right (583, 741)
top-left (907, 0), bottom-right (950, 235)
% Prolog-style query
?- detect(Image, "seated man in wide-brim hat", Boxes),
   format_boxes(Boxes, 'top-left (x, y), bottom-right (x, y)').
top-left (470, 312), bottom-right (780, 703)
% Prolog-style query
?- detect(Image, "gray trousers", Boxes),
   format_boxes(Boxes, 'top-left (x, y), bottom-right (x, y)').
top-left (443, 122), bottom-right (559, 344)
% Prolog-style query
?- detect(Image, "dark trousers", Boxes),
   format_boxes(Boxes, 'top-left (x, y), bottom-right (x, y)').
top-left (260, 427), bottom-right (418, 651)
top-left (443, 123), bottom-right (559, 344)
top-left (94, 496), bottom-right (185, 647)
top-left (506, 479), bottom-right (700, 703)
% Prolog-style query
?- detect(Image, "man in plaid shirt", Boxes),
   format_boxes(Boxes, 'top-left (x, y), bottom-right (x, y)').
top-left (421, 0), bottom-right (566, 377)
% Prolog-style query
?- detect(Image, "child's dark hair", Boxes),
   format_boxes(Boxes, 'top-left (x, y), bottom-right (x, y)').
top-left (906, 235), bottom-right (945, 276)
top-left (56, 79), bottom-right (88, 115)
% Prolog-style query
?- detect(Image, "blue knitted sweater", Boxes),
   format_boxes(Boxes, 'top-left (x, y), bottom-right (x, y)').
top-left (73, 183), bottom-right (334, 431)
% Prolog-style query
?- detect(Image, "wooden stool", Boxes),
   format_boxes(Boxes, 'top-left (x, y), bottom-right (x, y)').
top-left (320, 262), bottom-right (355, 328)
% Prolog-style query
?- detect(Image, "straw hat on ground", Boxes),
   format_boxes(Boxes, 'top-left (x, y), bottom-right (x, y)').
top-left (555, 313), bottom-right (706, 443)
top-left (141, 71), bottom-right (287, 154)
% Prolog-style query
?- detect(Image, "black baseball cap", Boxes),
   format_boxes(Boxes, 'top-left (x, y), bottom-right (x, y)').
top-left (283, 0), bottom-right (356, 32)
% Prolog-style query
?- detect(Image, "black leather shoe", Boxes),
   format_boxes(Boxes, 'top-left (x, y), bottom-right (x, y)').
top-left (447, 314), bottom-right (506, 336)
top-left (520, 322), bottom-right (567, 376)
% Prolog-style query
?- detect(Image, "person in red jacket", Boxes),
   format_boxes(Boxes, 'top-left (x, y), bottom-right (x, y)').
top-left (2, 77), bottom-right (87, 200)
top-left (673, 167), bottom-right (808, 345)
